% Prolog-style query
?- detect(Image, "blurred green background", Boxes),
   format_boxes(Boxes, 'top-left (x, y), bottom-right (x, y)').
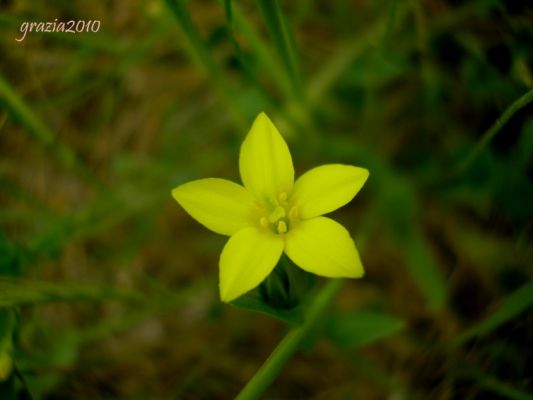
top-left (1, 0), bottom-right (532, 399)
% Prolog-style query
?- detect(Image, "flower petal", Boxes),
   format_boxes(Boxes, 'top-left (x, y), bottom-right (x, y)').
top-left (285, 217), bottom-right (364, 278)
top-left (219, 227), bottom-right (284, 302)
top-left (172, 178), bottom-right (257, 236)
top-left (292, 164), bottom-right (369, 219)
top-left (239, 113), bottom-right (294, 203)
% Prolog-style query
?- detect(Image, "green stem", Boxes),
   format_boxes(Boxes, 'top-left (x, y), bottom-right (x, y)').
top-left (236, 279), bottom-right (343, 400)
top-left (456, 88), bottom-right (533, 173)
top-left (256, 0), bottom-right (304, 102)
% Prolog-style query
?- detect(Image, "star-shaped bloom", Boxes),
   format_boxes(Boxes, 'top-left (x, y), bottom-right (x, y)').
top-left (172, 113), bottom-right (369, 302)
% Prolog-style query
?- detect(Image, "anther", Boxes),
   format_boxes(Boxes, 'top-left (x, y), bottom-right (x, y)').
top-left (260, 217), bottom-right (269, 228)
top-left (278, 192), bottom-right (288, 202)
top-left (277, 220), bottom-right (288, 234)
top-left (288, 206), bottom-right (298, 220)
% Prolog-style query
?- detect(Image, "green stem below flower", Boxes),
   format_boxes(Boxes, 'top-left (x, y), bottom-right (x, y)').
top-left (235, 279), bottom-right (343, 400)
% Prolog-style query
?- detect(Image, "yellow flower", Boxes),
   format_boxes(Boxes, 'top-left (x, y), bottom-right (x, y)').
top-left (172, 113), bottom-right (369, 302)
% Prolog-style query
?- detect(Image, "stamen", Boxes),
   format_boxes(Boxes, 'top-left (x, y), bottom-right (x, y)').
top-left (278, 192), bottom-right (288, 202)
top-left (268, 205), bottom-right (286, 223)
top-left (277, 220), bottom-right (288, 234)
top-left (288, 206), bottom-right (298, 220)
top-left (260, 217), bottom-right (269, 228)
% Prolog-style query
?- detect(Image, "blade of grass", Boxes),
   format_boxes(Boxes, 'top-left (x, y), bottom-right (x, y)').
top-left (0, 75), bottom-right (71, 162)
top-left (455, 283), bottom-right (533, 344)
top-left (256, 0), bottom-right (304, 103)
top-left (456, 367), bottom-right (533, 400)
top-left (383, 0), bottom-right (399, 40)
top-left (307, 2), bottom-right (409, 105)
top-left (0, 277), bottom-right (141, 307)
top-left (456, 88), bottom-right (533, 174)
top-left (221, 0), bottom-right (276, 108)
top-left (217, 0), bottom-right (316, 141)
top-left (226, 1), bottom-right (293, 101)
top-left (0, 75), bottom-right (99, 185)
top-left (163, 0), bottom-right (247, 130)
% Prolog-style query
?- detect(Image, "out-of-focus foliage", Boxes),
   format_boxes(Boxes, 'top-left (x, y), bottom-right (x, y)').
top-left (0, 0), bottom-right (532, 398)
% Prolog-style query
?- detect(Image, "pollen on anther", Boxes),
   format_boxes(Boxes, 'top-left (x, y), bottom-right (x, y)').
top-left (277, 220), bottom-right (288, 234)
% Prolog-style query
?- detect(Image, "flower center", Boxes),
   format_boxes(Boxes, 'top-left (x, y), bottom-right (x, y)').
top-left (259, 192), bottom-right (299, 235)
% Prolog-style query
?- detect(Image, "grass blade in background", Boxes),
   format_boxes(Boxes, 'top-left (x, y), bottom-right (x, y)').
top-left (0, 75), bottom-right (101, 186)
top-left (225, 1), bottom-right (293, 102)
top-left (326, 310), bottom-right (405, 348)
top-left (456, 88), bottom-right (533, 174)
top-left (456, 368), bottom-right (533, 400)
top-left (256, 0), bottom-right (304, 103)
top-left (163, 0), bottom-right (247, 129)
top-left (0, 277), bottom-right (141, 307)
top-left (455, 283), bottom-right (533, 344)
top-left (0, 75), bottom-right (76, 168)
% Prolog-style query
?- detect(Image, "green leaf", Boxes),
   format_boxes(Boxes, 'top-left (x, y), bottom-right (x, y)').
top-left (231, 291), bottom-right (304, 325)
top-left (326, 310), bottom-right (405, 348)
top-left (456, 283), bottom-right (533, 344)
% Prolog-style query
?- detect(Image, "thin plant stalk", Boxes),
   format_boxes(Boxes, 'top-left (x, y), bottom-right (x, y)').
top-left (235, 279), bottom-right (344, 400)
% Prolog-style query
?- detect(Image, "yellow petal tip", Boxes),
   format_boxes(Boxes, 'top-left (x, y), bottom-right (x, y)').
top-left (351, 268), bottom-right (365, 279)
top-left (257, 111), bottom-right (269, 119)
top-left (171, 186), bottom-right (182, 202)
top-left (219, 282), bottom-right (241, 303)
top-left (220, 291), bottom-right (232, 303)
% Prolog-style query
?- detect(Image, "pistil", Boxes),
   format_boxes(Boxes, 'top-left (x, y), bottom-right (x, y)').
top-left (259, 193), bottom-right (299, 235)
